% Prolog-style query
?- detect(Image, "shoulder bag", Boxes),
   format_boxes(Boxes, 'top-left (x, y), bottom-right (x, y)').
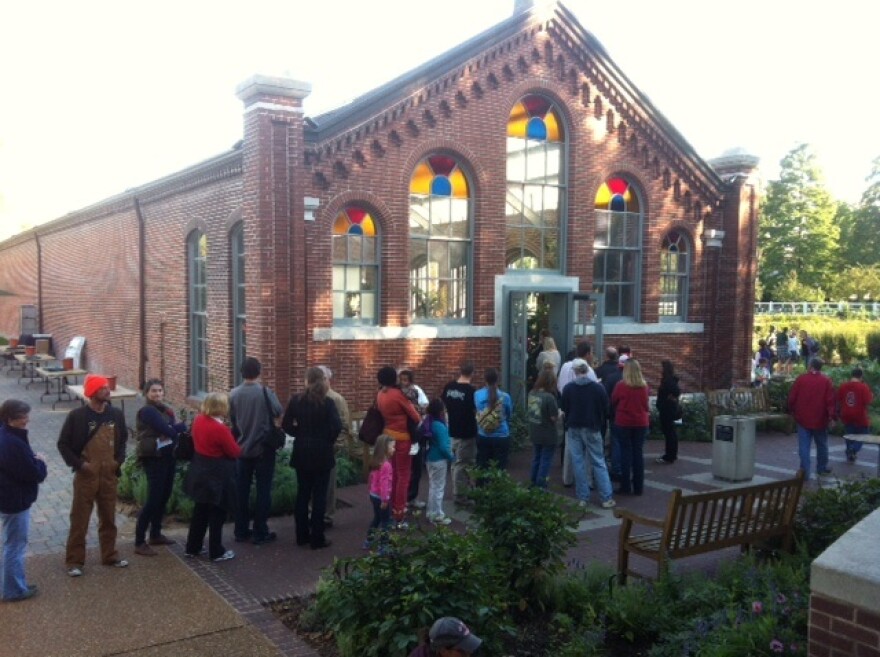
top-left (358, 398), bottom-right (385, 446)
top-left (261, 386), bottom-right (287, 451)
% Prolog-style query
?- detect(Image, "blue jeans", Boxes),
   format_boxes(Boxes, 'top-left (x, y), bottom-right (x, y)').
top-left (135, 452), bottom-right (176, 544)
top-left (2, 509), bottom-right (30, 600)
top-left (235, 452), bottom-right (276, 540)
top-left (797, 424), bottom-right (829, 475)
top-left (844, 424), bottom-right (868, 454)
top-left (530, 443), bottom-right (556, 488)
top-left (367, 494), bottom-right (391, 548)
top-left (610, 423), bottom-right (622, 475)
top-left (567, 427), bottom-right (613, 502)
top-left (617, 425), bottom-right (647, 494)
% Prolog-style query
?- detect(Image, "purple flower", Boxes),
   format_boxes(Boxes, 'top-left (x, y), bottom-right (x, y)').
top-left (769, 639), bottom-right (784, 653)
top-left (776, 593), bottom-right (787, 604)
top-left (752, 601), bottom-right (763, 614)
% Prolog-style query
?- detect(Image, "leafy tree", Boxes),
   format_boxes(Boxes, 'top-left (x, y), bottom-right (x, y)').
top-left (839, 156), bottom-right (880, 267)
top-left (828, 264), bottom-right (880, 301)
top-left (758, 144), bottom-right (839, 299)
top-left (771, 271), bottom-right (824, 302)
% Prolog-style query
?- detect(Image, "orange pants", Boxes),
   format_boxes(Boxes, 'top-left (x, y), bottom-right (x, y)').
top-left (65, 427), bottom-right (120, 567)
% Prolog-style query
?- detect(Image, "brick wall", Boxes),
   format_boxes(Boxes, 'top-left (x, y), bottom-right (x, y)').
top-left (0, 7), bottom-right (758, 408)
top-left (0, 236), bottom-right (38, 336)
top-left (809, 594), bottom-right (880, 657)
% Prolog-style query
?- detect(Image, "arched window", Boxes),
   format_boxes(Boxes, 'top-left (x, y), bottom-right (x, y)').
top-left (409, 154), bottom-right (471, 321)
top-left (230, 223), bottom-right (246, 384)
top-left (187, 230), bottom-right (208, 395)
top-left (593, 177), bottom-right (642, 319)
top-left (332, 206), bottom-right (379, 324)
top-left (505, 94), bottom-right (565, 270)
top-left (659, 230), bottom-right (689, 320)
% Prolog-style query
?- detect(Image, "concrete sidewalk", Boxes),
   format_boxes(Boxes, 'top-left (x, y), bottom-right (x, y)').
top-left (1, 549), bottom-right (282, 657)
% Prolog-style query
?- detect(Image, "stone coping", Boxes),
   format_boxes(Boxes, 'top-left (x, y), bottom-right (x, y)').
top-left (811, 507), bottom-right (880, 613)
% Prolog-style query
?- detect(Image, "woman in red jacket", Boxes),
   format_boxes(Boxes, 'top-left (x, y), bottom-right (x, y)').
top-left (184, 392), bottom-right (241, 562)
top-left (375, 366), bottom-right (421, 525)
top-left (611, 360), bottom-right (650, 496)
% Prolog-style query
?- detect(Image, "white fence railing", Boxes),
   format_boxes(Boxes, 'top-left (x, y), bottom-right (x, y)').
top-left (755, 302), bottom-right (880, 317)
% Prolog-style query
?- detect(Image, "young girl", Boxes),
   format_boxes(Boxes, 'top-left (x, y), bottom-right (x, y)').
top-left (365, 434), bottom-right (395, 552)
top-left (424, 399), bottom-right (454, 525)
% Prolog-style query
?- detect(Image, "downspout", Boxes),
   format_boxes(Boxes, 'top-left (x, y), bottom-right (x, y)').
top-left (34, 230), bottom-right (43, 333)
top-left (134, 197), bottom-right (147, 388)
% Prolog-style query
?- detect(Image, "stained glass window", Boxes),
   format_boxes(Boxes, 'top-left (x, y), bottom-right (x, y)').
top-left (409, 155), bottom-right (471, 321)
top-left (505, 94), bottom-right (565, 270)
top-left (659, 230), bottom-right (689, 320)
top-left (332, 206), bottom-right (379, 324)
top-left (593, 177), bottom-right (642, 319)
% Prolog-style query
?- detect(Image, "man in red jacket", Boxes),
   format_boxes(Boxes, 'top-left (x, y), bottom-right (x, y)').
top-left (837, 367), bottom-right (874, 462)
top-left (788, 358), bottom-right (836, 478)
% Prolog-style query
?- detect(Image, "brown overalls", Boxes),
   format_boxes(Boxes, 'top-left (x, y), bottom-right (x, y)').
top-left (65, 420), bottom-right (121, 567)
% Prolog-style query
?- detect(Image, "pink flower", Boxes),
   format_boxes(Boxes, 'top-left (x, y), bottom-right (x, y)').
top-left (752, 601), bottom-right (763, 614)
top-left (769, 639), bottom-right (784, 653)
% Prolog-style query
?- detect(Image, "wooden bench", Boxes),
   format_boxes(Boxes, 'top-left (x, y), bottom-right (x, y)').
top-left (706, 386), bottom-right (789, 429)
top-left (613, 470), bottom-right (805, 583)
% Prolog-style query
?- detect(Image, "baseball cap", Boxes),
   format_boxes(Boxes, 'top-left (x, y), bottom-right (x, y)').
top-left (429, 617), bottom-right (482, 652)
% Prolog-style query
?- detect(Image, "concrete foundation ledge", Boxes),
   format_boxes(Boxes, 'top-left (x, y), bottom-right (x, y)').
top-left (811, 507), bottom-right (880, 613)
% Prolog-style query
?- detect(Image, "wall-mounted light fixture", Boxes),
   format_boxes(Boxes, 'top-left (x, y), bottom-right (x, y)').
top-left (304, 196), bottom-right (320, 221)
top-left (702, 228), bottom-right (725, 248)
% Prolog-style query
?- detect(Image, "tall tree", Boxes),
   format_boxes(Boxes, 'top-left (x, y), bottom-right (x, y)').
top-left (758, 144), bottom-right (839, 299)
top-left (839, 156), bottom-right (880, 266)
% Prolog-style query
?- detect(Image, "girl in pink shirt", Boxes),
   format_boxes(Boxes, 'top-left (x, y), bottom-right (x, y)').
top-left (365, 434), bottom-right (395, 552)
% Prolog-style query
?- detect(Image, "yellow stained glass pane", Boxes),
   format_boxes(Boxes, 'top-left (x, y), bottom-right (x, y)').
top-left (449, 168), bottom-right (469, 198)
top-left (410, 162), bottom-right (433, 195)
top-left (595, 183), bottom-right (611, 208)
top-left (333, 213), bottom-right (350, 235)
top-left (361, 216), bottom-right (376, 237)
top-left (545, 109), bottom-right (562, 142)
top-left (507, 101), bottom-right (529, 138)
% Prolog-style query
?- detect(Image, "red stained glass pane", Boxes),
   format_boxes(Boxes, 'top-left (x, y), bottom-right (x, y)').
top-left (347, 207), bottom-right (367, 224)
top-left (522, 94), bottom-right (551, 117)
top-left (428, 155), bottom-right (456, 176)
top-left (608, 178), bottom-right (628, 195)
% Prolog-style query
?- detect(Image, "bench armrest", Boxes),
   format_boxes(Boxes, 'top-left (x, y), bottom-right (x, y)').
top-left (613, 507), bottom-right (665, 529)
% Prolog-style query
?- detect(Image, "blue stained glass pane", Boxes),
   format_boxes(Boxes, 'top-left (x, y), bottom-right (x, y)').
top-left (526, 117), bottom-right (547, 140)
top-left (349, 225), bottom-right (364, 235)
top-left (610, 195), bottom-right (625, 212)
top-left (431, 176), bottom-right (452, 196)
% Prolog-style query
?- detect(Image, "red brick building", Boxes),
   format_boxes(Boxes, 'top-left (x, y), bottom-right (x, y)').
top-left (0, 2), bottom-right (761, 410)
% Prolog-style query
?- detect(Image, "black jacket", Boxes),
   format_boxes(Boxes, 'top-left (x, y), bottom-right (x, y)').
top-left (0, 424), bottom-right (47, 514)
top-left (282, 394), bottom-right (341, 473)
top-left (57, 404), bottom-right (127, 471)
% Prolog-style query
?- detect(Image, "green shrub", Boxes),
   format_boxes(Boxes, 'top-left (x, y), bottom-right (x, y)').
top-left (649, 396), bottom-right (711, 443)
top-left (316, 529), bottom-right (512, 657)
top-left (468, 468), bottom-right (580, 606)
top-left (605, 579), bottom-right (675, 646)
top-left (794, 476), bottom-right (880, 558)
top-left (335, 452), bottom-right (363, 487)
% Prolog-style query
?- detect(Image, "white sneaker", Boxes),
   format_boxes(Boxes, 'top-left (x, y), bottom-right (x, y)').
top-left (431, 515), bottom-right (452, 525)
top-left (67, 567), bottom-right (83, 577)
top-left (409, 500), bottom-right (427, 510)
top-left (601, 499), bottom-right (617, 509)
top-left (212, 550), bottom-right (235, 562)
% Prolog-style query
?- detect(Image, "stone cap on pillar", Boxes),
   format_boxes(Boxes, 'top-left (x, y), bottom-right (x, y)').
top-left (235, 74), bottom-right (312, 105)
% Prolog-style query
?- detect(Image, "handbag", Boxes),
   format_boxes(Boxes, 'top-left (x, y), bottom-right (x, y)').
top-left (135, 433), bottom-right (158, 459)
top-left (173, 431), bottom-right (194, 461)
top-left (358, 400), bottom-right (385, 446)
top-left (261, 386), bottom-right (286, 451)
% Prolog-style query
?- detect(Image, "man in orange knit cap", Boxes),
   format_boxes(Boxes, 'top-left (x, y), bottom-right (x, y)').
top-left (57, 374), bottom-right (128, 576)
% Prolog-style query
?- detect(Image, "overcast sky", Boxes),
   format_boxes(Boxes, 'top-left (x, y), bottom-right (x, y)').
top-left (1, 0), bottom-right (877, 240)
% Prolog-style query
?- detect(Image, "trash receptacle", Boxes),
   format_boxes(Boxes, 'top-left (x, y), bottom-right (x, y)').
top-left (712, 415), bottom-right (757, 482)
